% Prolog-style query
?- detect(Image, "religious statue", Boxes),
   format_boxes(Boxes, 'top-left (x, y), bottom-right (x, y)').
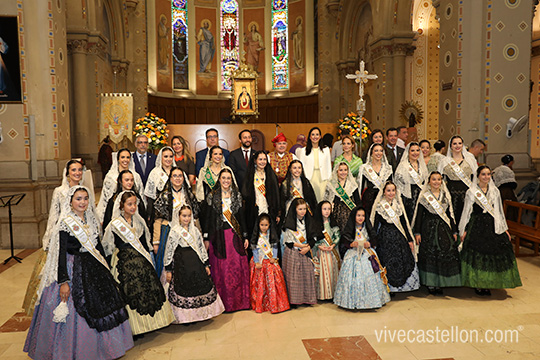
top-left (237, 86), bottom-right (253, 110)
top-left (292, 16), bottom-right (304, 69)
top-left (197, 19), bottom-right (215, 73)
top-left (157, 15), bottom-right (169, 71)
top-left (243, 22), bottom-right (264, 72)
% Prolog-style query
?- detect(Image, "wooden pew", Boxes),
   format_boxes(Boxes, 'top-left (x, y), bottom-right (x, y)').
top-left (504, 200), bottom-right (540, 256)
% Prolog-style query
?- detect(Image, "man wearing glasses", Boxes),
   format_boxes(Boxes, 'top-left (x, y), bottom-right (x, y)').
top-left (133, 134), bottom-right (157, 186)
top-left (195, 128), bottom-right (230, 174)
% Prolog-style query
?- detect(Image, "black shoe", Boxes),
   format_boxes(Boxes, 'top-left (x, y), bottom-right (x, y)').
top-left (483, 289), bottom-right (491, 296)
top-left (475, 288), bottom-right (484, 296)
top-left (436, 287), bottom-right (444, 295)
top-left (428, 287), bottom-right (437, 295)
top-left (390, 292), bottom-right (396, 298)
top-left (133, 334), bottom-right (145, 341)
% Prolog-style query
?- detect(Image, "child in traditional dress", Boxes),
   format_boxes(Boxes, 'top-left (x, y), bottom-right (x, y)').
top-left (249, 214), bottom-right (290, 313)
top-left (282, 198), bottom-right (319, 306)
top-left (313, 201), bottom-right (341, 300)
top-left (334, 206), bottom-right (390, 309)
top-left (165, 205), bottom-right (225, 322)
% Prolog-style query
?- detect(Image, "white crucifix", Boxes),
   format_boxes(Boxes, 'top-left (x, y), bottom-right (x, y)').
top-left (345, 60), bottom-right (378, 119)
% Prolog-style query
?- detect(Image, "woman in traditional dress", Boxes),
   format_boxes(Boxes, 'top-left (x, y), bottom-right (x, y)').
top-left (171, 135), bottom-right (196, 186)
top-left (296, 127), bottom-right (332, 202)
top-left (102, 191), bottom-right (174, 335)
top-left (242, 150), bottom-right (281, 238)
top-left (371, 181), bottom-right (420, 294)
top-left (394, 142), bottom-right (429, 223)
top-left (438, 136), bottom-right (477, 225)
top-left (333, 135), bottom-right (363, 177)
top-left (334, 206), bottom-right (390, 309)
top-left (249, 213), bottom-right (290, 313)
top-left (102, 170), bottom-right (147, 230)
top-left (282, 198), bottom-right (319, 306)
top-left (22, 160), bottom-right (87, 316)
top-left (145, 146), bottom-right (175, 219)
top-left (492, 154), bottom-right (518, 203)
top-left (412, 171), bottom-right (461, 295)
top-left (165, 205), bottom-right (225, 323)
top-left (97, 149), bottom-right (144, 223)
top-left (324, 161), bottom-right (361, 233)
top-left (202, 168), bottom-right (250, 312)
top-left (459, 166), bottom-right (522, 296)
top-left (279, 160), bottom-right (318, 222)
top-left (357, 143), bottom-right (393, 217)
top-left (419, 140), bottom-right (431, 167)
top-left (313, 201), bottom-right (341, 300)
top-left (153, 167), bottom-right (199, 278)
top-left (24, 186), bottom-right (133, 359)
top-left (196, 145), bottom-right (236, 202)
top-left (427, 140), bottom-right (446, 173)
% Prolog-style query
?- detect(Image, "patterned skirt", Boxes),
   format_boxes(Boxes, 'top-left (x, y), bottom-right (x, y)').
top-left (22, 249), bottom-right (48, 316)
top-left (316, 249), bottom-right (339, 300)
top-left (334, 248), bottom-right (390, 309)
top-left (249, 259), bottom-right (290, 314)
top-left (208, 229), bottom-right (250, 312)
top-left (24, 254), bottom-right (133, 360)
top-left (282, 247), bottom-right (317, 305)
top-left (168, 246), bottom-right (225, 323)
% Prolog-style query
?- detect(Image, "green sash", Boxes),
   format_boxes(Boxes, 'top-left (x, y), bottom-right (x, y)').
top-left (335, 182), bottom-right (356, 210)
top-left (205, 167), bottom-right (216, 189)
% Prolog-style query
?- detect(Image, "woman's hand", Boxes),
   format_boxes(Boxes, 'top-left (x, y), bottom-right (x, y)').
top-left (255, 262), bottom-right (263, 269)
top-left (299, 246), bottom-right (310, 255)
top-left (461, 232), bottom-right (466, 243)
top-left (453, 234), bottom-right (458, 242)
top-left (415, 234), bottom-right (421, 245)
top-left (166, 272), bottom-right (172, 283)
top-left (244, 240), bottom-right (249, 249)
top-left (205, 266), bottom-right (211, 276)
top-left (506, 231), bottom-right (512, 242)
top-left (364, 241), bottom-right (371, 248)
top-left (204, 240), bottom-right (209, 251)
top-left (350, 241), bottom-right (358, 248)
top-left (59, 283), bottom-right (70, 303)
top-left (409, 242), bottom-right (415, 252)
top-left (153, 244), bottom-right (159, 254)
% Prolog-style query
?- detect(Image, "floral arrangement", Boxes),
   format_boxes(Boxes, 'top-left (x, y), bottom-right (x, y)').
top-left (133, 113), bottom-right (169, 151)
top-left (338, 112), bottom-right (371, 148)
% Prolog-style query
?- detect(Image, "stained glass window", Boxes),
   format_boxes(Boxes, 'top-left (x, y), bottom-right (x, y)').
top-left (172, 0), bottom-right (188, 89)
top-left (220, 0), bottom-right (239, 91)
top-left (272, 0), bottom-right (288, 90)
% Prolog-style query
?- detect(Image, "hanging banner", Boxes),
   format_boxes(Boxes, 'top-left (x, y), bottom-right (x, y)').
top-left (100, 93), bottom-right (133, 144)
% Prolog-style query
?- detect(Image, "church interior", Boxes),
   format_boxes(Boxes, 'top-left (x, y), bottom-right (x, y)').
top-left (1, 0), bottom-right (540, 359)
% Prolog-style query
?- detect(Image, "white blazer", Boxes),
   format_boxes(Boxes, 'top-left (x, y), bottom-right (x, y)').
top-left (296, 146), bottom-right (332, 181)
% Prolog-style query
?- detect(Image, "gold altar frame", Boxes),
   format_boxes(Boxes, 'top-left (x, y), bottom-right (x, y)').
top-left (231, 63), bottom-right (259, 121)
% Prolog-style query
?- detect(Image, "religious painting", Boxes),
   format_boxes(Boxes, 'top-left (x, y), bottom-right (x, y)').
top-left (244, 21), bottom-right (264, 73)
top-left (195, 7), bottom-right (217, 95)
top-left (243, 8), bottom-right (265, 93)
top-left (99, 93), bottom-right (134, 144)
top-left (157, 14), bottom-right (170, 73)
top-left (289, 0), bottom-right (305, 93)
top-left (172, 0), bottom-right (189, 89)
top-left (197, 19), bottom-right (215, 73)
top-left (156, 0), bottom-right (172, 92)
top-left (232, 78), bottom-right (257, 115)
top-left (220, 0), bottom-right (239, 91)
top-left (0, 16), bottom-right (22, 103)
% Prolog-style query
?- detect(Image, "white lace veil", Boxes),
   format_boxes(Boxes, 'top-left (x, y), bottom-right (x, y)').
top-left (459, 176), bottom-right (508, 236)
top-left (411, 171), bottom-right (455, 227)
top-left (37, 185), bottom-right (101, 303)
top-left (394, 143), bottom-right (429, 198)
top-left (195, 147), bottom-right (236, 202)
top-left (325, 160), bottom-right (358, 199)
top-left (102, 190), bottom-right (152, 257)
top-left (164, 205), bottom-right (206, 267)
top-left (145, 147), bottom-right (176, 200)
top-left (357, 143), bottom-right (393, 190)
top-left (441, 136), bottom-right (478, 175)
top-left (492, 165), bottom-right (516, 187)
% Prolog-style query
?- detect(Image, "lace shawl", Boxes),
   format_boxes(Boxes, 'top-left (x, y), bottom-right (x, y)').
top-left (492, 165), bottom-right (516, 187)
top-left (394, 143), bottom-right (429, 198)
top-left (357, 143), bottom-right (393, 192)
top-left (165, 212), bottom-right (207, 266)
top-left (324, 160), bottom-right (359, 201)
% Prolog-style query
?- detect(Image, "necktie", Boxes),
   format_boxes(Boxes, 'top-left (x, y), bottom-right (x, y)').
top-left (140, 154), bottom-right (146, 175)
top-left (244, 150), bottom-right (249, 167)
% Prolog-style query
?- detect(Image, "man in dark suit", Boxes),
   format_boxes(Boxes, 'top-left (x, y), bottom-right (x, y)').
top-left (385, 127), bottom-right (405, 172)
top-left (195, 128), bottom-right (230, 175)
top-left (132, 134), bottom-right (157, 187)
top-left (229, 129), bottom-right (253, 191)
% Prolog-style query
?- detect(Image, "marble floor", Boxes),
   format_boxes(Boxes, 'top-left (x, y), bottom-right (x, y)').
top-left (1, 248), bottom-right (540, 360)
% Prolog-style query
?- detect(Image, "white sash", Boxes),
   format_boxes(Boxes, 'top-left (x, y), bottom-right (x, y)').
top-left (364, 164), bottom-right (383, 189)
top-left (257, 233), bottom-right (274, 260)
top-left (179, 227), bottom-right (205, 263)
top-left (407, 164), bottom-right (423, 187)
top-left (380, 199), bottom-right (408, 239)
top-left (355, 227), bottom-right (366, 258)
top-left (221, 199), bottom-right (237, 232)
top-left (423, 192), bottom-right (452, 229)
top-left (473, 188), bottom-right (496, 218)
top-left (111, 218), bottom-right (154, 266)
top-left (64, 216), bottom-right (109, 270)
top-left (158, 170), bottom-right (169, 191)
top-left (448, 160), bottom-right (472, 187)
top-left (172, 190), bottom-right (183, 211)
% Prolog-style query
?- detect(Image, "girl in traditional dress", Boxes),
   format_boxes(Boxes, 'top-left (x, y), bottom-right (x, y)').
top-left (102, 191), bottom-right (174, 335)
top-left (102, 170), bottom-right (147, 230)
top-left (165, 205), bottom-right (225, 323)
top-left (333, 135), bottom-right (363, 177)
top-left (313, 201), bottom-right (341, 300)
top-left (202, 168), bottom-right (250, 312)
top-left (394, 142), bottom-right (429, 223)
top-left (171, 135), bottom-right (196, 186)
top-left (97, 149), bottom-right (144, 223)
top-left (242, 150), bottom-right (281, 238)
top-left (459, 166), bottom-right (522, 296)
top-left (427, 140), bottom-right (446, 173)
top-left (196, 145), bottom-right (236, 202)
top-left (420, 140), bottom-right (431, 168)
top-left (249, 213), bottom-right (290, 313)
top-left (357, 143), bottom-right (393, 217)
top-left (438, 136), bottom-right (477, 225)
top-left (371, 181), bottom-right (420, 294)
top-left (23, 160), bottom-right (87, 317)
top-left (324, 161), bottom-right (360, 233)
top-left (153, 167), bottom-right (199, 278)
top-left (279, 160), bottom-right (318, 222)
top-left (296, 127), bottom-right (332, 202)
top-left (24, 186), bottom-right (133, 360)
top-left (282, 198), bottom-right (319, 306)
top-left (334, 206), bottom-right (390, 309)
top-left (412, 171), bottom-right (461, 295)
top-left (145, 146), bottom-right (175, 220)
